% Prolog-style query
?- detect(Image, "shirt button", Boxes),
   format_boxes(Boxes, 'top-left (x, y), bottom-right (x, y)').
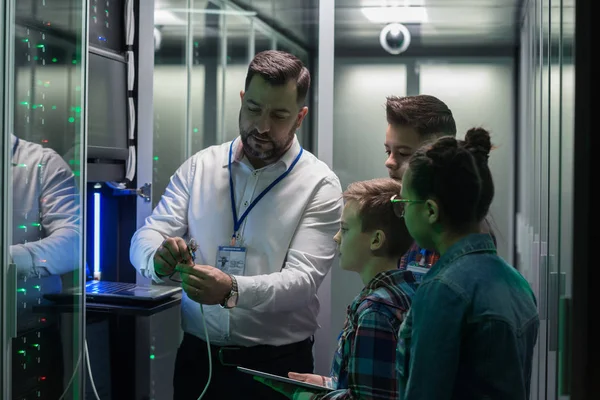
top-left (252, 171), bottom-right (258, 176)
top-left (243, 201), bottom-right (248, 207)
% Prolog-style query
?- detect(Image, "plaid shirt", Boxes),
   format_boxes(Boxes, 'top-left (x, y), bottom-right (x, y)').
top-left (312, 269), bottom-right (417, 400)
top-left (398, 242), bottom-right (439, 271)
top-left (398, 229), bottom-right (497, 273)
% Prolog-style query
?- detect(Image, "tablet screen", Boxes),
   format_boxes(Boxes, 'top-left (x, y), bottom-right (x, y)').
top-left (237, 366), bottom-right (334, 393)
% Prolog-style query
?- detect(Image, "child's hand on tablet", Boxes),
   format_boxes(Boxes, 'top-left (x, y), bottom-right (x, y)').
top-left (253, 376), bottom-right (315, 400)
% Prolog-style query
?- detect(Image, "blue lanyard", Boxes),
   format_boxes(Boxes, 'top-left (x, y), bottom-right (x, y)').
top-left (228, 139), bottom-right (303, 245)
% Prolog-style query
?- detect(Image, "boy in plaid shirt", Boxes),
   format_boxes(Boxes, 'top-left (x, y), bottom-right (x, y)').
top-left (256, 178), bottom-right (416, 399)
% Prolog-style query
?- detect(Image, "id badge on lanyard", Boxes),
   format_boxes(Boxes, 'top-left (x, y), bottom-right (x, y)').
top-left (220, 139), bottom-right (303, 275)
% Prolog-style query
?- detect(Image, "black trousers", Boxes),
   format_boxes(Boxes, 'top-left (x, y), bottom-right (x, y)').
top-left (173, 333), bottom-right (314, 400)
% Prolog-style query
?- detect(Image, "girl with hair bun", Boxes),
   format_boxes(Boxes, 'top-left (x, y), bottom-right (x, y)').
top-left (396, 128), bottom-right (539, 399)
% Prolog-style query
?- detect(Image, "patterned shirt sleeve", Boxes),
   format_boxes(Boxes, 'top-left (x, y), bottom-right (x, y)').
top-left (313, 308), bottom-right (399, 400)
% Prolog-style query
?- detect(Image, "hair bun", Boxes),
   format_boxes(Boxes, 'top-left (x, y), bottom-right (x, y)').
top-left (464, 127), bottom-right (492, 161)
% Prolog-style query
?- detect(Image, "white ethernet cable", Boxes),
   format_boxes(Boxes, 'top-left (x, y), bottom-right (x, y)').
top-left (187, 238), bottom-right (213, 399)
top-left (57, 340), bottom-right (101, 400)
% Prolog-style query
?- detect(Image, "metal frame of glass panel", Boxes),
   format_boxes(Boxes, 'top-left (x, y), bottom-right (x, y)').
top-left (1, 1), bottom-right (16, 397)
top-left (1, 0), bottom-right (8, 394)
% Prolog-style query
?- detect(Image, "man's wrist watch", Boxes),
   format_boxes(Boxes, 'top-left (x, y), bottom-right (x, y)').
top-left (220, 274), bottom-right (238, 309)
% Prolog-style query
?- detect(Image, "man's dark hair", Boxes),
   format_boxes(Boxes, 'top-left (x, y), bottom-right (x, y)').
top-left (244, 50), bottom-right (310, 106)
top-left (385, 95), bottom-right (457, 140)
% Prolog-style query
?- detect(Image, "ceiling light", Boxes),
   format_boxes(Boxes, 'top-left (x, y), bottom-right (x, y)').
top-left (361, 6), bottom-right (428, 24)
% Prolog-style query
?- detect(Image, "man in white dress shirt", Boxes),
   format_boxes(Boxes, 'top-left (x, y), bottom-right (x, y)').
top-left (129, 50), bottom-right (343, 399)
top-left (10, 133), bottom-right (81, 398)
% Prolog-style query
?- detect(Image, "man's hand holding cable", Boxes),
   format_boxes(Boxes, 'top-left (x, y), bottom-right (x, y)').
top-left (176, 263), bottom-right (233, 305)
top-left (153, 236), bottom-right (192, 277)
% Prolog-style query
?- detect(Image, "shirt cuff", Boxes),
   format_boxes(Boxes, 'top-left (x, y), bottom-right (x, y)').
top-left (323, 376), bottom-right (334, 389)
top-left (10, 245), bottom-right (34, 278)
top-left (144, 248), bottom-right (165, 284)
top-left (234, 275), bottom-right (257, 309)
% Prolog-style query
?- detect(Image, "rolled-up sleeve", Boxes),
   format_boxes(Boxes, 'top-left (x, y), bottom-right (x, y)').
top-left (129, 156), bottom-right (194, 282)
top-left (11, 150), bottom-right (80, 278)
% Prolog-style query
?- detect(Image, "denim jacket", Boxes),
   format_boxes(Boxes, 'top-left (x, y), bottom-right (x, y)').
top-left (397, 234), bottom-right (539, 400)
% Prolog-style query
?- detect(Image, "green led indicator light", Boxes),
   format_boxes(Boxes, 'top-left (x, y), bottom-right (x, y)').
top-left (72, 60), bottom-right (77, 64)
top-left (52, 58), bottom-right (58, 62)
top-left (36, 44), bottom-right (44, 48)
top-left (153, 156), bottom-right (159, 161)
top-left (20, 101), bottom-right (29, 106)
top-left (31, 223), bottom-right (41, 227)
top-left (68, 117), bottom-right (75, 123)
top-left (51, 105), bottom-right (57, 110)
top-left (150, 354), bottom-right (155, 360)
top-left (17, 163), bottom-right (27, 168)
top-left (17, 288), bottom-right (26, 293)
top-left (18, 225), bottom-right (27, 229)
top-left (34, 285), bottom-right (41, 290)
top-left (22, 39), bottom-right (29, 42)
top-left (32, 344), bottom-right (39, 348)
top-left (193, 128), bottom-right (198, 133)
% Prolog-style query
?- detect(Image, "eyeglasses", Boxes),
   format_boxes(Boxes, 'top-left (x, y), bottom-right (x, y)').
top-left (390, 194), bottom-right (426, 218)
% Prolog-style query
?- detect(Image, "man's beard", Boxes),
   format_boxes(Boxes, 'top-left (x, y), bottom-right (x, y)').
top-left (239, 120), bottom-right (296, 163)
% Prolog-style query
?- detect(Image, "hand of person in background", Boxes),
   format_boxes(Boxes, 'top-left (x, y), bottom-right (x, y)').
top-left (153, 236), bottom-right (192, 277)
top-left (253, 376), bottom-right (318, 400)
top-left (288, 372), bottom-right (326, 387)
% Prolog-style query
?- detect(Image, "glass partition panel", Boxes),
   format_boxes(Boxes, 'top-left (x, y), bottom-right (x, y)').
top-left (152, 2), bottom-right (311, 207)
top-left (419, 60), bottom-right (515, 262)
top-left (217, 5), bottom-right (254, 144)
top-left (330, 55), bottom-right (408, 362)
top-left (3, 0), bottom-right (87, 398)
top-left (153, 7), bottom-right (190, 208)
top-left (558, 0), bottom-right (575, 396)
top-left (254, 27), bottom-right (272, 54)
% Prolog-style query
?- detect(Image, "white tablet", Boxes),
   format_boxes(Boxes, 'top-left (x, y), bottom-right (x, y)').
top-left (237, 366), bottom-right (334, 393)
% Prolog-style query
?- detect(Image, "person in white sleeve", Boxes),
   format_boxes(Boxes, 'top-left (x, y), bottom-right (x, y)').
top-left (129, 50), bottom-right (343, 400)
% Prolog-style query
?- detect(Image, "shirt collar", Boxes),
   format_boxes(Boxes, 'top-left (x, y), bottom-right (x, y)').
top-left (222, 135), bottom-right (301, 169)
